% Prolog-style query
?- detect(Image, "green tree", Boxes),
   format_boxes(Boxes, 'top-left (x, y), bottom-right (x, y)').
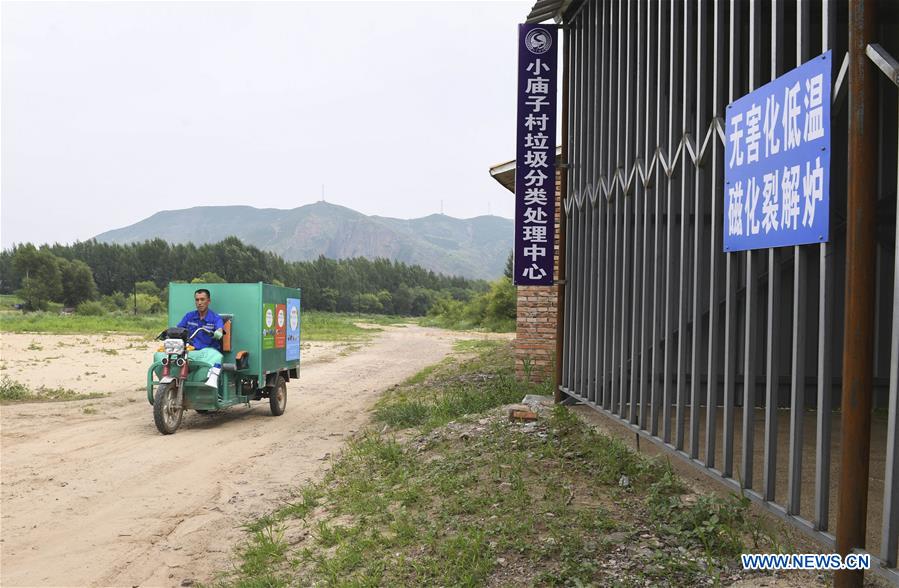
top-left (59, 259), bottom-right (98, 307)
top-left (134, 293), bottom-right (164, 314)
top-left (353, 292), bottom-right (383, 313)
top-left (504, 250), bottom-right (514, 280)
top-left (135, 280), bottom-right (161, 297)
top-left (319, 287), bottom-right (338, 312)
top-left (192, 271), bottom-right (226, 283)
top-left (100, 291), bottom-right (129, 311)
top-left (13, 246), bottom-right (62, 310)
top-left (483, 277), bottom-right (517, 330)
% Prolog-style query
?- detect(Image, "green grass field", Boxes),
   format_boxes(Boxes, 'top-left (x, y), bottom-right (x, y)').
top-left (0, 309), bottom-right (414, 342)
top-left (216, 342), bottom-right (785, 587)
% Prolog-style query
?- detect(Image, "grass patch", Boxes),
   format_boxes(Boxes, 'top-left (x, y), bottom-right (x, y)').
top-left (0, 309), bottom-right (413, 342)
top-left (216, 342), bottom-right (783, 588)
top-left (453, 338), bottom-right (505, 353)
top-left (0, 376), bottom-right (107, 404)
top-left (373, 341), bottom-right (533, 431)
top-left (0, 312), bottom-right (167, 335)
top-left (0, 294), bottom-right (24, 308)
top-left (301, 311), bottom-right (410, 342)
top-left (419, 314), bottom-right (515, 333)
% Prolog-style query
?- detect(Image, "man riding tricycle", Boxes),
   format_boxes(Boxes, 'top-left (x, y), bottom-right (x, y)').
top-left (147, 282), bottom-right (301, 435)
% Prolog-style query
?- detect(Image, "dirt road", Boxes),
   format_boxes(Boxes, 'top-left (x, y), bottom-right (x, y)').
top-left (1, 325), bottom-right (489, 587)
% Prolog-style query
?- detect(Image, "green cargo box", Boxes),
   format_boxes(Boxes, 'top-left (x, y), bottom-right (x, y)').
top-left (147, 282), bottom-right (301, 413)
top-left (168, 282), bottom-right (302, 381)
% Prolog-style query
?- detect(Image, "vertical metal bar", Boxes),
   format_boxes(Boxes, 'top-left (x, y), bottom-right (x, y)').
top-left (742, 254), bottom-right (758, 487)
top-left (582, 199), bottom-right (592, 401)
top-left (640, 0), bottom-right (656, 431)
top-left (584, 2), bottom-right (596, 404)
top-left (570, 207), bottom-right (580, 394)
top-left (706, 0), bottom-right (726, 469)
top-left (663, 0), bottom-right (681, 444)
top-left (834, 0), bottom-right (879, 584)
top-left (563, 205), bottom-right (573, 392)
top-left (573, 18), bottom-right (589, 398)
top-left (741, 0), bottom-right (761, 491)
top-left (612, 0), bottom-right (624, 415)
top-left (569, 16), bottom-right (580, 397)
top-left (816, 239), bottom-right (835, 526)
top-left (880, 64), bottom-right (899, 569)
top-left (690, 0), bottom-right (709, 459)
top-left (814, 0), bottom-right (835, 532)
top-left (676, 0), bottom-right (694, 451)
top-left (565, 22), bottom-right (578, 395)
top-left (596, 0), bottom-right (607, 410)
top-left (591, 1), bottom-right (602, 406)
top-left (722, 0), bottom-right (741, 479)
top-left (763, 0), bottom-right (784, 506)
top-left (629, 0), bottom-right (644, 426)
top-left (651, 0), bottom-right (669, 437)
top-left (787, 0), bottom-right (810, 517)
top-left (590, 197), bottom-right (600, 402)
top-left (580, 18), bottom-right (591, 398)
top-left (554, 29), bottom-right (573, 402)
top-left (882, 112), bottom-right (899, 565)
top-left (602, 0), bottom-right (614, 410)
top-left (619, 0), bottom-right (634, 420)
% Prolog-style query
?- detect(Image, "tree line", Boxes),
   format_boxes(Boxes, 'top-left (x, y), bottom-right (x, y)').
top-left (0, 237), bottom-right (490, 316)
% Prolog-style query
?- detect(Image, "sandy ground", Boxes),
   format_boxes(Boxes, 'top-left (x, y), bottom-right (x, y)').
top-left (0, 325), bottom-right (508, 587)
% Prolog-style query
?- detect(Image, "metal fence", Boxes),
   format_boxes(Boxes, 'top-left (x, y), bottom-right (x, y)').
top-left (551, 0), bottom-right (899, 581)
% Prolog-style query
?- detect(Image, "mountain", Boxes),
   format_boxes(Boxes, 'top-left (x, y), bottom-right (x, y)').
top-left (94, 202), bottom-right (514, 280)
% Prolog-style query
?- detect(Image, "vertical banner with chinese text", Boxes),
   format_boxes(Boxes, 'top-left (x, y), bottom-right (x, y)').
top-left (286, 298), bottom-right (301, 361)
top-left (724, 51), bottom-right (831, 252)
top-left (514, 23), bottom-right (558, 285)
top-left (262, 304), bottom-right (275, 350)
top-left (274, 304), bottom-right (286, 349)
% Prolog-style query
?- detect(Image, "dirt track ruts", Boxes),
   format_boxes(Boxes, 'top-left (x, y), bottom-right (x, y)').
top-left (0, 325), bottom-right (492, 587)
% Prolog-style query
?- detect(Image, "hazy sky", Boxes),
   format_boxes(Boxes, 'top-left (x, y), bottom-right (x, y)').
top-left (1, 0), bottom-right (537, 248)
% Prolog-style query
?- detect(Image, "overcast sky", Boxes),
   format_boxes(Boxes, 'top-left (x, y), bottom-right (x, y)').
top-left (1, 0), bottom-right (537, 248)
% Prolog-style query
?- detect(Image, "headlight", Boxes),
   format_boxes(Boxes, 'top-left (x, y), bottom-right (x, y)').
top-left (163, 339), bottom-right (185, 354)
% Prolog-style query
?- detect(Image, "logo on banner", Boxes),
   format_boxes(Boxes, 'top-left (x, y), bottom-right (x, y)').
top-left (525, 28), bottom-right (552, 54)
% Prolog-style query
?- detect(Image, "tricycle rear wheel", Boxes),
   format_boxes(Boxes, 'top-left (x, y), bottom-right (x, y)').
top-left (269, 375), bottom-right (287, 416)
top-left (154, 382), bottom-right (183, 434)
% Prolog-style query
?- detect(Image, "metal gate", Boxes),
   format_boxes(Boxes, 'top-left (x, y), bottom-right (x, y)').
top-left (544, 0), bottom-right (899, 581)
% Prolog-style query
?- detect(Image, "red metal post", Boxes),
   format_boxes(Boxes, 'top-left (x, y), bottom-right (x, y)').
top-left (835, 1), bottom-right (879, 586)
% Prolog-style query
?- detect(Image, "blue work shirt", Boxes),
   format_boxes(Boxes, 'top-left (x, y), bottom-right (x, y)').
top-left (177, 309), bottom-right (225, 351)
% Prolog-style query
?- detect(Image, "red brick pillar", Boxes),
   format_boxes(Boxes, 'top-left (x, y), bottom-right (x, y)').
top-left (514, 170), bottom-right (562, 383)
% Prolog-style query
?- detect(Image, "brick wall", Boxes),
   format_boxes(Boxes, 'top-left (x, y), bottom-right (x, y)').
top-left (514, 171), bottom-right (561, 383)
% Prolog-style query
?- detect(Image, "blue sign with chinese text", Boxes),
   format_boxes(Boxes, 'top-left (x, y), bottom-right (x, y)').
top-left (514, 23), bottom-right (558, 285)
top-left (724, 51), bottom-right (831, 252)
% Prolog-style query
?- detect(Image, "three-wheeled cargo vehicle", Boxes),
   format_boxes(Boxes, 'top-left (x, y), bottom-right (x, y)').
top-left (147, 282), bottom-right (301, 434)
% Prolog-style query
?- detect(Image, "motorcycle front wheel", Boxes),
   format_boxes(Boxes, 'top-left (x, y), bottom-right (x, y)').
top-left (153, 382), bottom-right (184, 435)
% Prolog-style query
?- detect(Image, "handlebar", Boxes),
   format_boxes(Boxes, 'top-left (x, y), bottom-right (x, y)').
top-left (188, 326), bottom-right (213, 341)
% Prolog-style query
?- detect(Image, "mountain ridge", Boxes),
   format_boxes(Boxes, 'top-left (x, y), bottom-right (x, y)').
top-left (95, 202), bottom-right (513, 280)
